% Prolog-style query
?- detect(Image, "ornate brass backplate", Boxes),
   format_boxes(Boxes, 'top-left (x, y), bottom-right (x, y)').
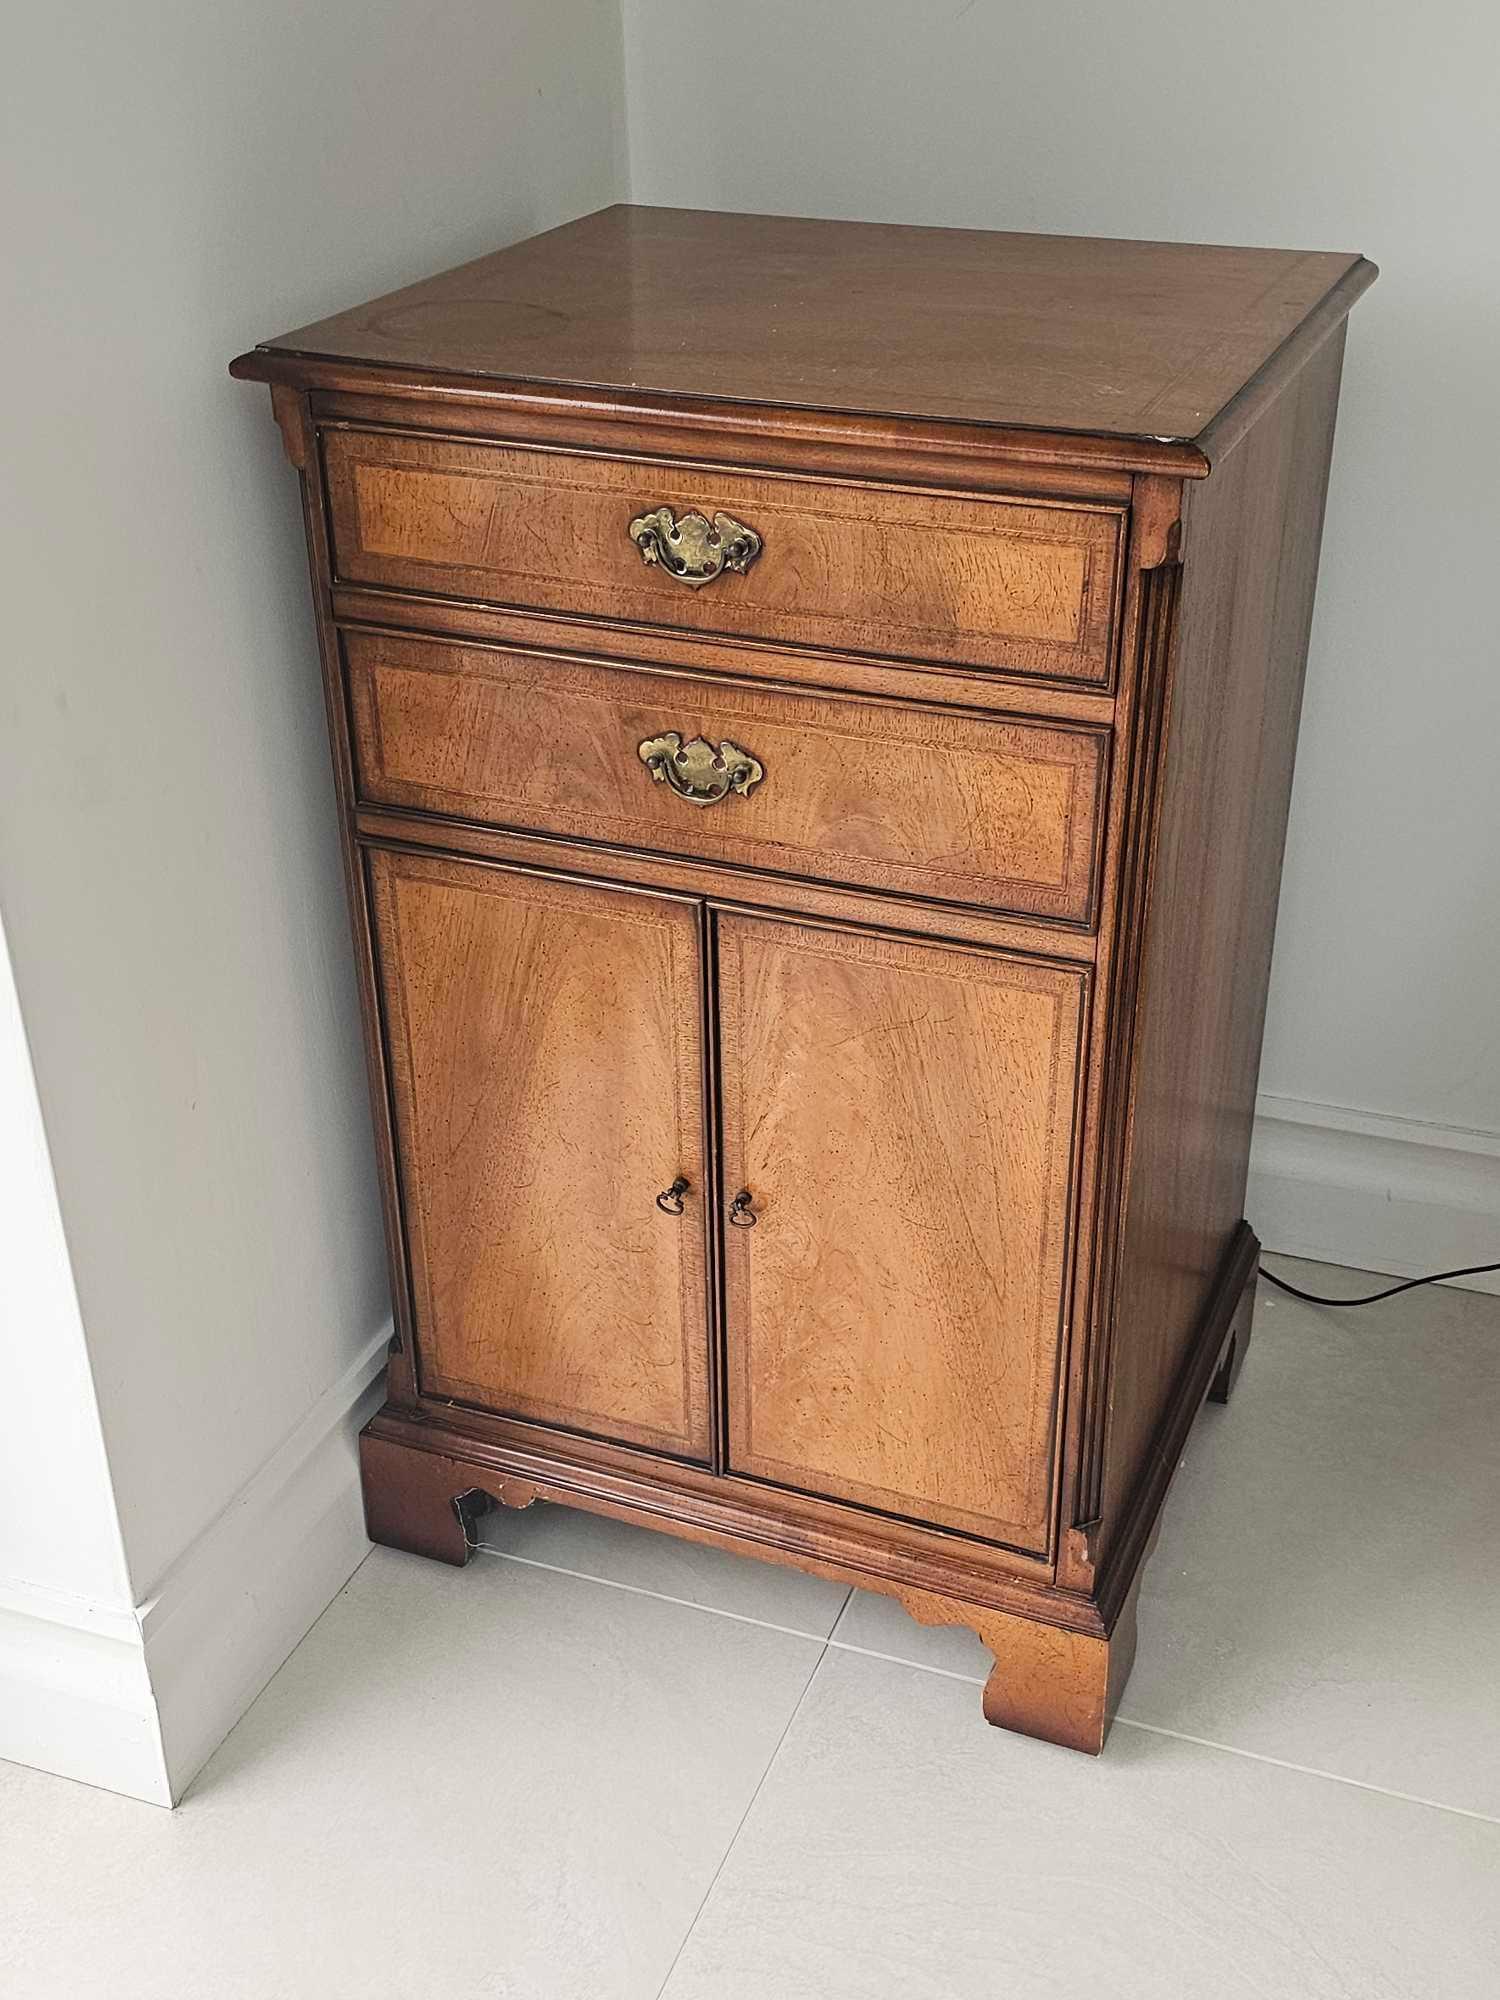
top-left (627, 506), bottom-right (763, 587)
top-left (638, 732), bottom-right (765, 807)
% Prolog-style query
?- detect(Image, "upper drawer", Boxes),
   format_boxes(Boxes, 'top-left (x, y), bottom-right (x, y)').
top-left (322, 429), bottom-right (1123, 687)
top-left (344, 630), bottom-right (1107, 926)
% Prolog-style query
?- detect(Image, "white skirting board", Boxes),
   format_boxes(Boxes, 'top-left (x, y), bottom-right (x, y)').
top-left (1, 1325), bottom-right (390, 1807)
top-left (1249, 1096), bottom-right (1500, 1299)
top-left (0, 1581), bottom-right (170, 1805)
top-left (141, 1324), bottom-right (391, 1800)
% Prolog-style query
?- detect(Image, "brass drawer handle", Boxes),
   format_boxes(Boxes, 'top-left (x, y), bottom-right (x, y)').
top-left (728, 1188), bottom-right (758, 1228)
top-left (628, 506), bottom-right (762, 587)
top-left (638, 732), bottom-right (764, 808)
top-left (655, 1175), bottom-right (689, 1216)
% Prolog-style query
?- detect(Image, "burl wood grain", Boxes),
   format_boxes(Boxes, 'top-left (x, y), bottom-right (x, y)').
top-left (718, 915), bottom-right (1083, 1553)
top-left (344, 630), bottom-right (1106, 925)
top-left (367, 848), bottom-right (711, 1459)
top-left (323, 428), bottom-right (1122, 682)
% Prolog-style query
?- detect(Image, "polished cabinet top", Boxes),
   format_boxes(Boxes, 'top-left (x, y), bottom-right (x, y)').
top-left (239, 204), bottom-right (1373, 450)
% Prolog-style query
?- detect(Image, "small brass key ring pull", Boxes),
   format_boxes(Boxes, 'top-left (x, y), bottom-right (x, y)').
top-left (656, 1176), bottom-right (690, 1216)
top-left (727, 1188), bottom-right (758, 1228)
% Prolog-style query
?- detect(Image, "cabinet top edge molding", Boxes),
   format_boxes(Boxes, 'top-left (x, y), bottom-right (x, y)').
top-left (230, 204), bottom-right (1375, 470)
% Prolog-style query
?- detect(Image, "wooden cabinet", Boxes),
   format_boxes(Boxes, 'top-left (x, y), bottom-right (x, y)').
top-left (234, 206), bottom-right (1374, 1753)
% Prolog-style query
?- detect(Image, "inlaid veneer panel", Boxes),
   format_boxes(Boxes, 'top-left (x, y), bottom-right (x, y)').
top-left (718, 913), bottom-right (1085, 1554)
top-left (324, 427), bottom-right (1123, 684)
top-left (345, 630), bottom-right (1107, 925)
top-left (368, 848), bottom-right (711, 1459)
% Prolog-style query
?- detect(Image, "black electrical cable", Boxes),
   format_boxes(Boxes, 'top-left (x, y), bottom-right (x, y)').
top-left (1259, 1260), bottom-right (1500, 1308)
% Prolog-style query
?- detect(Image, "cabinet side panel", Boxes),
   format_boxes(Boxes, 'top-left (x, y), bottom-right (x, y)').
top-left (1099, 329), bottom-right (1348, 1546)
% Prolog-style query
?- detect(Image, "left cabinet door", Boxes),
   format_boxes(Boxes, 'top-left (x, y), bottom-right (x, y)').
top-left (367, 849), bottom-right (712, 1462)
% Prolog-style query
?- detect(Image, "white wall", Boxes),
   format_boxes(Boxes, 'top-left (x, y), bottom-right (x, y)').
top-left (0, 912), bottom-right (170, 1799)
top-left (622, 0), bottom-right (1500, 1283)
top-left (0, 0), bottom-right (628, 1797)
top-left (0, 909), bottom-right (130, 1617)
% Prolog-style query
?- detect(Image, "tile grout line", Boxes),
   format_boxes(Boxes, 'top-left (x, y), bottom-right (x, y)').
top-left (650, 1592), bottom-right (852, 2000)
top-left (473, 1545), bottom-right (837, 1644)
top-left (474, 1547), bottom-right (1500, 1832)
top-left (825, 1637), bottom-right (992, 1689)
top-left (1112, 1716), bottom-right (1500, 1827)
top-left (481, 1549), bottom-right (1000, 1685)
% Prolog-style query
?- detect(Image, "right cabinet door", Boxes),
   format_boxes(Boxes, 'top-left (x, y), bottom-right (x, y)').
top-left (717, 914), bottom-right (1085, 1556)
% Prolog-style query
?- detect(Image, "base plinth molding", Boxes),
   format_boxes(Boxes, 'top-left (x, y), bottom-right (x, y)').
top-left (892, 1583), bottom-right (1140, 1754)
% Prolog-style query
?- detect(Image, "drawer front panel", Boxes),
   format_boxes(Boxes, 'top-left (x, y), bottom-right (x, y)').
top-left (345, 631), bottom-right (1108, 925)
top-left (323, 428), bottom-right (1122, 684)
top-left (718, 915), bottom-right (1084, 1554)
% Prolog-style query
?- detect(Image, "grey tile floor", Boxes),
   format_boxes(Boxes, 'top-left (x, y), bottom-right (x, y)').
top-left (4, 1258), bottom-right (1498, 1998)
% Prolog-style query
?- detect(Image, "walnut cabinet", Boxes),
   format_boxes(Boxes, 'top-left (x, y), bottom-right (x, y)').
top-left (234, 206), bottom-right (1374, 1752)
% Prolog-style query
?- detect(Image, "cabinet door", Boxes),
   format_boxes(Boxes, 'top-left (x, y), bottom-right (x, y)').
top-left (369, 849), bottom-right (711, 1461)
top-left (718, 915), bottom-right (1084, 1554)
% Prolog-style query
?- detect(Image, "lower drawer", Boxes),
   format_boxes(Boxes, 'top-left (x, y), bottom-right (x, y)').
top-left (344, 629), bottom-right (1108, 924)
